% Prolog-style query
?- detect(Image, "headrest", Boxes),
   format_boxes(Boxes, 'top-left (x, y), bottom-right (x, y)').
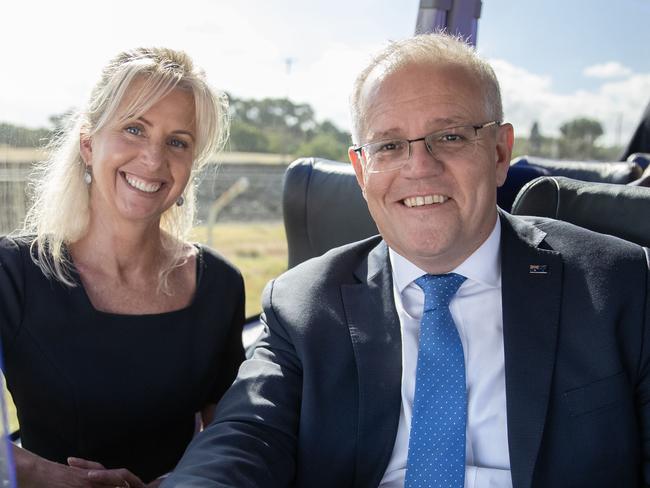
top-left (283, 158), bottom-right (377, 268)
top-left (498, 164), bottom-right (550, 212)
top-left (511, 176), bottom-right (650, 246)
top-left (511, 155), bottom-right (642, 184)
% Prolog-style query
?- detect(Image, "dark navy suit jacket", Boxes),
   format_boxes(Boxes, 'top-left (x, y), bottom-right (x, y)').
top-left (163, 212), bottom-right (650, 488)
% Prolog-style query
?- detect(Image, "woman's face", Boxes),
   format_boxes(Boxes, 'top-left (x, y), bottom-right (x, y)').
top-left (81, 82), bottom-right (196, 230)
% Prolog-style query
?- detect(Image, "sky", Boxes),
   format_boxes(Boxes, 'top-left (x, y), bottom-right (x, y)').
top-left (2, 0), bottom-right (649, 147)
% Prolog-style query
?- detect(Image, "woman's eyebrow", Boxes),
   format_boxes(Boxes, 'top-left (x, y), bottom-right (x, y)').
top-left (172, 130), bottom-right (195, 142)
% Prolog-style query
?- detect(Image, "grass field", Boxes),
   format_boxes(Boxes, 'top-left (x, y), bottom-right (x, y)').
top-left (3, 377), bottom-right (17, 435)
top-left (4, 221), bottom-right (289, 434)
top-left (191, 221), bottom-right (288, 317)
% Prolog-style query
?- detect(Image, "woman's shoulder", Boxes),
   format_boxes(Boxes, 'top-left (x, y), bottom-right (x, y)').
top-left (194, 243), bottom-right (243, 285)
top-left (0, 236), bottom-right (32, 330)
top-left (0, 235), bottom-right (32, 262)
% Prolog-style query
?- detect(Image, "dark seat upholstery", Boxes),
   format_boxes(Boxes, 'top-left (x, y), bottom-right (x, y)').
top-left (283, 158), bottom-right (377, 268)
top-left (497, 164), bottom-right (550, 212)
top-left (244, 157), bottom-right (377, 350)
top-left (511, 176), bottom-right (650, 246)
top-left (511, 155), bottom-right (642, 184)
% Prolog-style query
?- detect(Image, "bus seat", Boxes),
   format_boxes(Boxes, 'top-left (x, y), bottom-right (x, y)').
top-left (244, 157), bottom-right (377, 352)
top-left (283, 157), bottom-right (377, 268)
top-left (511, 155), bottom-right (642, 184)
top-left (511, 176), bottom-right (650, 246)
top-left (498, 163), bottom-right (550, 212)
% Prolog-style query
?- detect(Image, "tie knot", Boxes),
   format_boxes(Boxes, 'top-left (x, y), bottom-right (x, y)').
top-left (415, 273), bottom-right (466, 311)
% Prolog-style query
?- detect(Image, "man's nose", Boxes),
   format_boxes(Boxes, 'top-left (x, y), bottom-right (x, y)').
top-left (403, 139), bottom-right (443, 175)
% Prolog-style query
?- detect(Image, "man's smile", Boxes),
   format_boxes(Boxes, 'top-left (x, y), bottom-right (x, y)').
top-left (402, 194), bottom-right (449, 207)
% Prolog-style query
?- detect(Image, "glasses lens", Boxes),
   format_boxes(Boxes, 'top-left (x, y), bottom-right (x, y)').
top-left (365, 139), bottom-right (409, 172)
top-left (425, 125), bottom-right (479, 159)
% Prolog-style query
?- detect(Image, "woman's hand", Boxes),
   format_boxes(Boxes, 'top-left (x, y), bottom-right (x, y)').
top-left (14, 445), bottom-right (98, 488)
top-left (67, 457), bottom-right (146, 487)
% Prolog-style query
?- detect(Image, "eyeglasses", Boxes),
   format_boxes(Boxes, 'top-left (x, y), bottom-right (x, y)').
top-left (353, 120), bottom-right (501, 173)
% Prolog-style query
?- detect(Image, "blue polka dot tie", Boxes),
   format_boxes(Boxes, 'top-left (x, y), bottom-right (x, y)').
top-left (405, 273), bottom-right (467, 488)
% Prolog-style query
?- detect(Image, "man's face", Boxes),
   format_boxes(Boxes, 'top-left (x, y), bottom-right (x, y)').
top-left (349, 62), bottom-right (513, 274)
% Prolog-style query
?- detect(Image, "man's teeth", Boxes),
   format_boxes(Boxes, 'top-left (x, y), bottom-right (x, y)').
top-left (403, 194), bottom-right (448, 208)
top-left (125, 174), bottom-right (161, 193)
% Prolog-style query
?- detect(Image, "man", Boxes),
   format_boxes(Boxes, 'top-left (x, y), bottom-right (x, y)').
top-left (163, 34), bottom-right (650, 488)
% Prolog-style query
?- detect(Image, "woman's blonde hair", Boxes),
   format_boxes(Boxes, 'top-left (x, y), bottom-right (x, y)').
top-left (20, 47), bottom-right (229, 291)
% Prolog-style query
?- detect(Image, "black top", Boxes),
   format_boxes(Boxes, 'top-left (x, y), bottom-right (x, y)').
top-left (0, 236), bottom-right (245, 483)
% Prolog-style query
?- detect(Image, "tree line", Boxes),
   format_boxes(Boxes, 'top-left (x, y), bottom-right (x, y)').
top-left (0, 95), bottom-right (352, 162)
top-left (0, 123), bottom-right (52, 149)
top-left (513, 118), bottom-right (622, 161)
top-left (225, 94), bottom-right (351, 161)
top-left (1, 98), bottom-right (621, 162)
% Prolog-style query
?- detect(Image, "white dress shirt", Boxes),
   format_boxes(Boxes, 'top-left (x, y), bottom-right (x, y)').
top-left (379, 220), bottom-right (513, 488)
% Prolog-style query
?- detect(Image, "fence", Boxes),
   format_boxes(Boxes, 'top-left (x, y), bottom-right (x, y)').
top-left (0, 163), bottom-right (30, 234)
top-left (0, 156), bottom-right (289, 235)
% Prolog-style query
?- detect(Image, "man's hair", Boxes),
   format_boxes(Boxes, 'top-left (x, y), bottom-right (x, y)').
top-left (349, 33), bottom-right (503, 144)
top-left (20, 47), bottom-right (229, 290)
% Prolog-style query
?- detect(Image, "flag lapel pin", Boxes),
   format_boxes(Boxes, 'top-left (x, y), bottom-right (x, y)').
top-left (529, 264), bottom-right (548, 274)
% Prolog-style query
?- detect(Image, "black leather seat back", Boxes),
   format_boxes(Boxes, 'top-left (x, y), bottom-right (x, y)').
top-left (283, 158), bottom-right (377, 268)
top-left (511, 176), bottom-right (650, 246)
top-left (498, 163), bottom-right (550, 212)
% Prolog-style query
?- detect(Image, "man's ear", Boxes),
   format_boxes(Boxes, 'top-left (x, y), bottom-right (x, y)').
top-left (80, 133), bottom-right (93, 165)
top-left (495, 123), bottom-right (514, 187)
top-left (348, 146), bottom-right (367, 198)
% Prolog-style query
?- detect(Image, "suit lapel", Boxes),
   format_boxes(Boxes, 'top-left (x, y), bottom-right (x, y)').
top-left (500, 213), bottom-right (563, 488)
top-left (341, 241), bottom-right (402, 488)
top-left (338, 215), bottom-right (562, 488)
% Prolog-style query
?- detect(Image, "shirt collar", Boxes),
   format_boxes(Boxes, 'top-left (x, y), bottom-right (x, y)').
top-left (389, 218), bottom-right (502, 293)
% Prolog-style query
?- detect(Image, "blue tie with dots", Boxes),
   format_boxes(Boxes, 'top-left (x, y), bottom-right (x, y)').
top-left (405, 272), bottom-right (467, 488)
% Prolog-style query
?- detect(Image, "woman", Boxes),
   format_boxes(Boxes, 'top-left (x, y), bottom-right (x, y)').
top-left (0, 47), bottom-right (245, 487)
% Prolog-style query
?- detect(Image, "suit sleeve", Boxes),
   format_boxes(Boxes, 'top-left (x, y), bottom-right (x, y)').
top-left (640, 247), bottom-right (650, 486)
top-left (162, 279), bottom-right (301, 488)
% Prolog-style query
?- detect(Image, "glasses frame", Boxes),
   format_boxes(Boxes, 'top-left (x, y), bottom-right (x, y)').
top-left (353, 120), bottom-right (502, 173)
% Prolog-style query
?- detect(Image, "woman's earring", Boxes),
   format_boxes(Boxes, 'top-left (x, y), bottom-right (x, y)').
top-left (176, 196), bottom-right (184, 207)
top-left (84, 166), bottom-right (92, 185)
